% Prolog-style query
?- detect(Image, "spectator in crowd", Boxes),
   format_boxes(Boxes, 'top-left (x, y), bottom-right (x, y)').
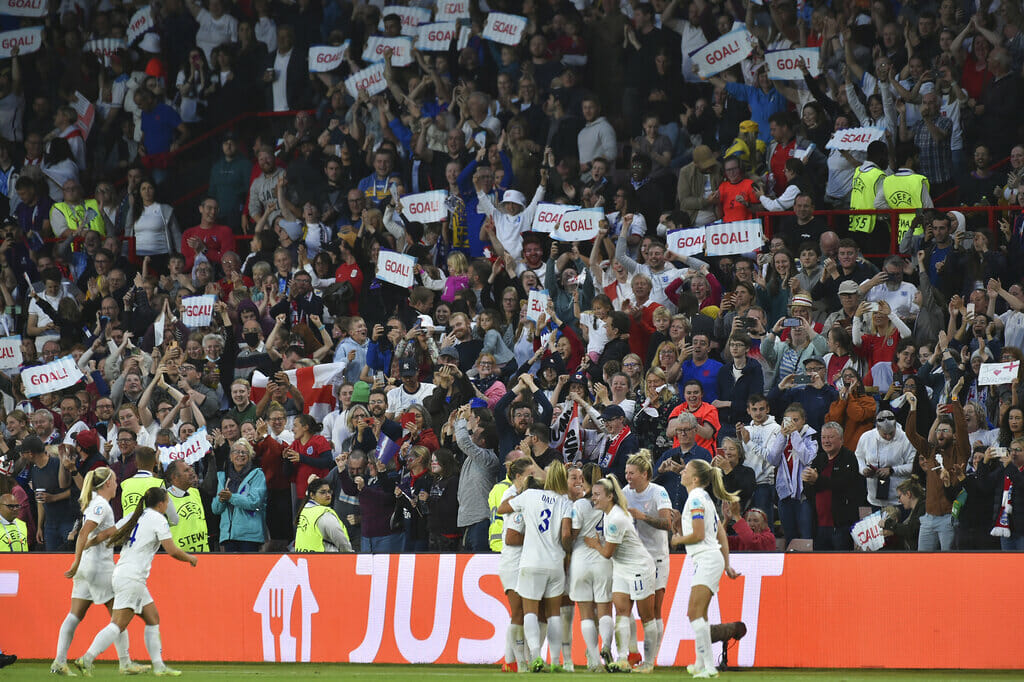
top-left (803, 422), bottom-right (866, 551)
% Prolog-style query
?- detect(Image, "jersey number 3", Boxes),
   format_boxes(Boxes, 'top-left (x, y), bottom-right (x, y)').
top-left (538, 508), bottom-right (552, 532)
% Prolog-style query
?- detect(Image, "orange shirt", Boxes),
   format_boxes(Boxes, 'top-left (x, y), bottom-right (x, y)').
top-left (719, 179), bottom-right (756, 222)
top-left (668, 401), bottom-right (721, 455)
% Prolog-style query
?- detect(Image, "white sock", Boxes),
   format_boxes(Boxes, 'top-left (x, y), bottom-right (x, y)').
top-left (692, 618), bottom-right (713, 673)
top-left (628, 617), bottom-right (639, 654)
top-left (511, 624), bottom-right (528, 670)
top-left (55, 613), bottom-right (80, 664)
top-left (614, 616), bottom-right (631, 662)
top-left (642, 620), bottom-right (658, 666)
top-left (580, 619), bottom-right (600, 667)
top-left (85, 623), bottom-right (121, 663)
top-left (504, 624), bottom-right (516, 664)
top-left (524, 613), bottom-right (541, 661)
top-left (114, 629), bottom-right (131, 666)
top-left (143, 625), bottom-right (165, 670)
top-left (654, 618), bottom-right (664, 663)
top-left (559, 605), bottom-right (573, 665)
top-left (539, 621), bottom-right (548, 658)
top-left (546, 616), bottom-right (563, 666)
top-left (598, 614), bottom-right (614, 654)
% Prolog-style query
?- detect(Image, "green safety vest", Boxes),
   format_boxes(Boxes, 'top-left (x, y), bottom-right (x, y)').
top-left (487, 479), bottom-right (512, 552)
top-left (121, 475), bottom-right (163, 518)
top-left (848, 166), bottom-right (886, 234)
top-left (169, 487), bottom-right (209, 553)
top-left (0, 518), bottom-right (29, 552)
top-left (54, 199), bottom-right (106, 237)
top-left (882, 173), bottom-right (928, 243)
top-left (295, 504), bottom-right (347, 552)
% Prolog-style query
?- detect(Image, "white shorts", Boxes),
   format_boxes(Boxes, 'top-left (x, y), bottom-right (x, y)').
top-left (516, 567), bottom-right (565, 601)
top-left (499, 563), bottom-right (520, 593)
top-left (653, 557), bottom-right (669, 591)
top-left (569, 555), bottom-right (613, 603)
top-left (612, 567), bottom-right (655, 601)
top-left (690, 550), bottom-right (725, 593)
top-left (111, 575), bottom-right (153, 614)
top-left (71, 562), bottom-right (114, 604)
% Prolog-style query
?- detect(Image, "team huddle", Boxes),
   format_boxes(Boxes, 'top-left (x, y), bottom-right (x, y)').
top-left (495, 452), bottom-right (739, 676)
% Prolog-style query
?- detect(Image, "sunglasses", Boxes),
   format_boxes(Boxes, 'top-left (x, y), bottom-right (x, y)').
top-left (876, 416), bottom-right (896, 423)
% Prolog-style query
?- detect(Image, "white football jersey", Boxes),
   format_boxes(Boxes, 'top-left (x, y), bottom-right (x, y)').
top-left (681, 488), bottom-right (721, 557)
top-left (571, 496), bottom-right (606, 562)
top-left (602, 505), bottom-right (655, 578)
top-left (624, 482), bottom-right (672, 561)
top-left (499, 485), bottom-right (526, 571)
top-left (114, 508), bottom-right (172, 582)
top-left (80, 494), bottom-right (115, 568)
top-left (510, 488), bottom-right (571, 570)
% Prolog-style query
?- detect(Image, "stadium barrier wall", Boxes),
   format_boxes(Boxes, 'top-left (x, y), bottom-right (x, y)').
top-left (3, 552), bottom-right (1022, 669)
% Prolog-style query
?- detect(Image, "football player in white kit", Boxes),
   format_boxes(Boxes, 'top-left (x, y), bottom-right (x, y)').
top-left (52, 468), bottom-right (148, 676)
top-left (497, 461), bottom-right (572, 673)
top-left (623, 451), bottom-right (674, 670)
top-left (73, 487), bottom-right (197, 677)
top-left (583, 474), bottom-right (659, 674)
top-left (498, 457), bottom-right (537, 673)
top-left (568, 463), bottom-right (614, 672)
top-left (670, 459), bottom-right (741, 679)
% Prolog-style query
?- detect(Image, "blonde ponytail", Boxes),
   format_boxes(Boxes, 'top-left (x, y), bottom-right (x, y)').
top-left (597, 474), bottom-right (629, 513)
top-left (690, 460), bottom-right (740, 504)
top-left (79, 467), bottom-right (114, 512)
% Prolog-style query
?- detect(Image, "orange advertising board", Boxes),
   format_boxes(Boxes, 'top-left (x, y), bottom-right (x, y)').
top-left (1, 552), bottom-right (1022, 669)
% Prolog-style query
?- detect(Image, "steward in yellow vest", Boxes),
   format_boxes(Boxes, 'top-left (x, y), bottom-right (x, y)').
top-left (487, 478), bottom-right (512, 551)
top-left (875, 143), bottom-right (931, 250)
top-left (295, 502), bottom-right (350, 552)
top-left (849, 164), bottom-right (887, 234)
top-left (0, 495), bottom-right (28, 551)
top-left (50, 198), bottom-right (107, 238)
top-left (165, 460), bottom-right (209, 552)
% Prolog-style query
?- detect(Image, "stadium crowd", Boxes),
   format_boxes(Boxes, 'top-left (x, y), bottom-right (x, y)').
top-left (3, 0), bottom-right (1024, 561)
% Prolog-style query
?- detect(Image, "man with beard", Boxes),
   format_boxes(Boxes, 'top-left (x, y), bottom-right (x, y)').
top-left (494, 374), bottom-right (552, 459)
top-left (515, 235), bottom-right (548, 287)
top-left (247, 147), bottom-right (285, 230)
top-left (442, 313), bottom-right (483, 371)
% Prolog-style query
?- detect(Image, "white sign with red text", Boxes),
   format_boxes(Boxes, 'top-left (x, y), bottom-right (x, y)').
top-left (851, 512), bottom-right (886, 551)
top-left (0, 335), bottom-right (22, 370)
top-left (126, 6), bottom-right (154, 45)
top-left (377, 250), bottom-right (417, 288)
top-left (73, 92), bottom-right (95, 138)
top-left (181, 294), bottom-right (217, 328)
top-left (667, 227), bottom-right (706, 257)
top-left (401, 190), bottom-right (448, 223)
top-left (483, 12), bottom-right (527, 46)
top-left (23, 356), bottom-right (84, 398)
top-left (0, 26), bottom-right (43, 58)
top-left (553, 208), bottom-right (603, 242)
top-left (379, 6), bottom-right (431, 36)
top-left (416, 22), bottom-right (458, 52)
top-left (84, 38), bottom-right (127, 64)
top-left (158, 427), bottom-right (212, 466)
top-left (532, 203), bottom-right (579, 234)
top-left (826, 126), bottom-right (886, 152)
top-left (704, 219), bottom-right (764, 256)
top-left (308, 42), bottom-right (350, 72)
top-left (978, 361), bottom-right (1021, 386)
top-left (362, 36), bottom-right (414, 67)
top-left (1, 0), bottom-right (46, 17)
top-left (435, 0), bottom-right (469, 21)
top-left (765, 48), bottom-right (820, 80)
top-left (526, 290), bottom-right (549, 323)
top-left (344, 62), bottom-right (388, 98)
top-left (690, 28), bottom-right (754, 78)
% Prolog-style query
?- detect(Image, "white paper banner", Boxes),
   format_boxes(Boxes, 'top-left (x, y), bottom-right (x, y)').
top-left (690, 28), bottom-right (754, 78)
top-left (379, 6), bottom-right (431, 36)
top-left (73, 91), bottom-right (95, 138)
top-left (851, 511), bottom-right (886, 551)
top-left (483, 12), bottom-right (527, 46)
top-left (308, 42), bottom-right (349, 72)
top-left (526, 290), bottom-right (549, 323)
top-left (532, 203), bottom-right (580, 234)
top-left (401, 190), bottom-right (448, 223)
top-left (344, 62), bottom-right (388, 98)
top-left (158, 426), bottom-right (212, 466)
top-left (0, 334), bottom-right (22, 370)
top-left (362, 36), bottom-right (414, 66)
top-left (181, 294), bottom-right (217, 329)
top-left (667, 227), bottom-right (706, 257)
top-left (23, 356), bottom-right (84, 398)
top-left (553, 208), bottom-right (603, 242)
top-left (978, 361), bottom-right (1021, 386)
top-left (126, 6), bottom-right (154, 45)
top-left (377, 250), bottom-right (416, 287)
top-left (0, 0), bottom-right (46, 17)
top-left (765, 47), bottom-right (820, 80)
top-left (826, 126), bottom-right (886, 152)
top-left (416, 22), bottom-right (457, 52)
top-left (435, 0), bottom-right (469, 21)
top-left (704, 219), bottom-right (764, 256)
top-left (84, 38), bottom-right (127, 64)
top-left (0, 27), bottom-right (43, 58)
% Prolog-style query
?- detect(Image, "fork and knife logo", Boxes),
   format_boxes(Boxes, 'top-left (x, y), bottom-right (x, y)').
top-left (253, 556), bottom-right (320, 662)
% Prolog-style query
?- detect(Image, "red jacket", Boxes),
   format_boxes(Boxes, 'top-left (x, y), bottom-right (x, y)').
top-left (181, 223), bottom-right (237, 269)
top-left (727, 517), bottom-right (777, 551)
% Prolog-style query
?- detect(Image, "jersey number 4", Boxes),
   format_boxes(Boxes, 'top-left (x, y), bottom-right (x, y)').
top-left (127, 524), bottom-right (139, 547)
top-left (538, 508), bottom-right (552, 532)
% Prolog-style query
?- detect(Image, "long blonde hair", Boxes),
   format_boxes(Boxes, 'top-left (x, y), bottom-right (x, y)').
top-left (79, 467), bottom-right (115, 511)
top-left (594, 474), bottom-right (628, 512)
top-left (626, 450), bottom-right (654, 479)
top-left (545, 460), bottom-right (569, 496)
top-left (688, 460), bottom-right (740, 503)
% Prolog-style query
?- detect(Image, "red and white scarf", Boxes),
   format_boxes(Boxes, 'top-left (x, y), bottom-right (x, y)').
top-left (991, 469), bottom-right (1017, 538)
top-left (599, 426), bottom-right (631, 469)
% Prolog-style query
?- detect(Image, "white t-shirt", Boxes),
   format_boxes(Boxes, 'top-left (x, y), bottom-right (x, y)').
top-left (680, 488), bottom-right (720, 557)
top-left (602, 504), bottom-right (654, 578)
top-left (81, 494), bottom-right (115, 569)
top-left (510, 488), bottom-right (571, 569)
top-left (114, 508), bottom-right (172, 582)
top-left (579, 312), bottom-right (609, 357)
top-left (570, 496), bottom-right (605, 563)
top-left (863, 281), bottom-right (920, 317)
top-left (272, 50), bottom-right (292, 112)
top-left (386, 382), bottom-right (436, 415)
top-left (999, 310), bottom-right (1024, 352)
top-left (195, 9), bottom-right (239, 63)
top-left (27, 291), bottom-right (65, 327)
top-left (132, 203), bottom-right (172, 256)
top-left (624, 482), bottom-right (671, 561)
top-left (499, 485), bottom-right (525, 570)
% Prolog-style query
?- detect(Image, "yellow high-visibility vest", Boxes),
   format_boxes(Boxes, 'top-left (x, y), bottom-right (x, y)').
top-left (487, 479), bottom-right (512, 552)
top-left (295, 504), bottom-right (348, 552)
top-left (120, 475), bottom-right (163, 518)
top-left (53, 199), bottom-right (106, 237)
top-left (883, 173), bottom-right (928, 243)
top-left (169, 487), bottom-right (209, 553)
top-left (849, 166), bottom-right (886, 234)
top-left (0, 518), bottom-right (29, 552)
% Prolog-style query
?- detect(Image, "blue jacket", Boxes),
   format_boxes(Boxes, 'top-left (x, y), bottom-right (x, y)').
top-left (724, 82), bottom-right (788, 143)
top-left (654, 445), bottom-right (712, 510)
top-left (716, 358), bottom-right (765, 427)
top-left (211, 467), bottom-right (267, 544)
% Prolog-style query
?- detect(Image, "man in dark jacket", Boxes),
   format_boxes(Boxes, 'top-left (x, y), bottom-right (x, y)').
top-left (595, 311), bottom-right (632, 378)
top-left (494, 374), bottom-right (553, 460)
top-left (715, 332), bottom-right (764, 439)
top-left (804, 421), bottom-right (866, 550)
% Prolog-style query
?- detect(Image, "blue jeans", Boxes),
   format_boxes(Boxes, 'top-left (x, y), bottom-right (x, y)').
top-left (361, 533), bottom-right (404, 553)
top-left (814, 525), bottom-right (854, 551)
top-left (1000, 535), bottom-right (1024, 551)
top-left (44, 518), bottom-right (76, 551)
top-left (778, 498), bottom-right (813, 545)
top-left (918, 513), bottom-right (955, 551)
top-left (221, 540), bottom-right (261, 552)
top-left (752, 484), bottom-right (776, 526)
top-left (462, 519), bottom-right (490, 552)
